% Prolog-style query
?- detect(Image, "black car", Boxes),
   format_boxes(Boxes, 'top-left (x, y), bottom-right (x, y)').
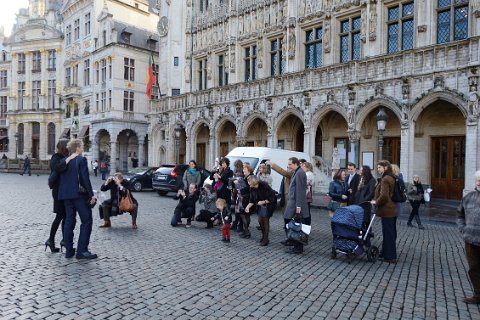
top-left (123, 167), bottom-right (159, 192)
top-left (152, 164), bottom-right (211, 196)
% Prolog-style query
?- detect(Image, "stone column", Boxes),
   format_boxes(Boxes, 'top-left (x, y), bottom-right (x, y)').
top-left (109, 139), bottom-right (117, 175)
top-left (23, 123), bottom-right (32, 157)
top-left (138, 137), bottom-right (145, 168)
top-left (40, 49), bottom-right (47, 98)
top-left (208, 133), bottom-right (215, 170)
top-left (91, 132), bottom-right (99, 162)
top-left (267, 128), bottom-right (274, 148)
top-left (24, 52), bottom-right (32, 110)
top-left (464, 122), bottom-right (478, 193)
top-left (303, 127), bottom-right (311, 155)
top-left (400, 123), bottom-right (414, 185)
top-left (55, 48), bottom-right (61, 104)
top-left (39, 122), bottom-right (47, 160)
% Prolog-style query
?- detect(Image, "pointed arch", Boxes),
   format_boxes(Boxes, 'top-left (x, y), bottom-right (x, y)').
top-left (410, 91), bottom-right (468, 122)
top-left (311, 102), bottom-right (348, 130)
top-left (356, 97), bottom-right (402, 132)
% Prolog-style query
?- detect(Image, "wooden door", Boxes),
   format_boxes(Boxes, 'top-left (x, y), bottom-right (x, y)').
top-left (220, 142), bottom-right (229, 158)
top-left (431, 136), bottom-right (465, 200)
top-left (384, 137), bottom-right (400, 165)
top-left (31, 138), bottom-right (39, 159)
top-left (196, 143), bottom-right (206, 168)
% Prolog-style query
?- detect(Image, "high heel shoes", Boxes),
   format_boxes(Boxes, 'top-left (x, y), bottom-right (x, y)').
top-left (45, 239), bottom-right (60, 253)
top-left (60, 240), bottom-right (65, 252)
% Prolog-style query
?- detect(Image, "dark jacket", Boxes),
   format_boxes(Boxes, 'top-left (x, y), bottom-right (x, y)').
top-left (347, 173), bottom-right (361, 205)
top-left (249, 181), bottom-right (277, 216)
top-left (214, 208), bottom-right (232, 225)
top-left (58, 156), bottom-right (94, 200)
top-left (214, 167), bottom-right (233, 202)
top-left (23, 157), bottom-right (30, 168)
top-left (100, 180), bottom-right (138, 209)
top-left (199, 190), bottom-right (217, 213)
top-left (407, 182), bottom-right (424, 202)
top-left (239, 174), bottom-right (253, 209)
top-left (457, 188), bottom-right (480, 245)
top-left (49, 153), bottom-right (67, 214)
top-left (329, 180), bottom-right (346, 203)
top-left (174, 190), bottom-right (199, 212)
top-left (285, 167), bottom-right (309, 219)
top-left (374, 174), bottom-right (397, 218)
top-left (351, 177), bottom-right (376, 205)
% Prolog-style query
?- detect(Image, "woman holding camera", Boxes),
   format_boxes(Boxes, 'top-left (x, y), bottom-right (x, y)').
top-left (212, 157), bottom-right (233, 206)
top-left (99, 173), bottom-right (138, 229)
top-left (236, 163), bottom-right (254, 238)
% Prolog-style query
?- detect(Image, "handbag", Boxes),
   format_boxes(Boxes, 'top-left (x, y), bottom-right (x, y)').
top-left (257, 205), bottom-right (269, 217)
top-left (287, 219), bottom-right (309, 244)
top-left (76, 158), bottom-right (88, 196)
top-left (119, 189), bottom-right (135, 213)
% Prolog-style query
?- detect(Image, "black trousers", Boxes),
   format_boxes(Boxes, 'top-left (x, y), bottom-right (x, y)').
top-left (49, 212), bottom-right (65, 242)
top-left (381, 217), bottom-right (397, 260)
top-left (197, 209), bottom-right (216, 227)
top-left (466, 242), bottom-right (480, 295)
top-left (408, 200), bottom-right (422, 226)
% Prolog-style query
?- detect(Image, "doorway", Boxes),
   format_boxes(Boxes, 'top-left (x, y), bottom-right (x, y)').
top-left (196, 143), bottom-right (206, 168)
top-left (431, 136), bottom-right (465, 200)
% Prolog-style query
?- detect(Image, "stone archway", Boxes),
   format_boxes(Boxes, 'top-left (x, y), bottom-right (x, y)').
top-left (216, 118), bottom-right (236, 157)
top-left (413, 100), bottom-right (466, 200)
top-left (193, 122), bottom-right (210, 168)
top-left (245, 118), bottom-right (268, 147)
top-left (276, 113), bottom-right (305, 151)
top-left (118, 129), bottom-right (138, 172)
top-left (172, 124), bottom-right (186, 164)
top-left (313, 110), bottom-right (349, 167)
top-left (96, 129), bottom-right (111, 162)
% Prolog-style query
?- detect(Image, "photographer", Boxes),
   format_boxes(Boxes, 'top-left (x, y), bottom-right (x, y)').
top-left (99, 173), bottom-right (138, 229)
top-left (196, 184), bottom-right (217, 228)
top-left (170, 183), bottom-right (199, 228)
top-left (211, 157), bottom-right (233, 207)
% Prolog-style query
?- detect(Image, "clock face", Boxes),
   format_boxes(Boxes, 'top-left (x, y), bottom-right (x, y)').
top-left (158, 16), bottom-right (168, 37)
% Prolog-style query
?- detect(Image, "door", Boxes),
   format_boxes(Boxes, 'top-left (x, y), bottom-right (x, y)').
top-left (220, 142), bottom-right (229, 158)
top-left (431, 136), bottom-right (465, 200)
top-left (31, 138), bottom-right (39, 159)
top-left (384, 137), bottom-right (400, 165)
top-left (196, 143), bottom-right (206, 168)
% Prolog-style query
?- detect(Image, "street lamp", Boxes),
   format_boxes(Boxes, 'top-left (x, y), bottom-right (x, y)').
top-left (14, 132), bottom-right (19, 160)
top-left (376, 108), bottom-right (388, 161)
top-left (174, 124), bottom-right (182, 164)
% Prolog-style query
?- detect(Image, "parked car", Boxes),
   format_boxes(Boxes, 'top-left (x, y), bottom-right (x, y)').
top-left (152, 164), bottom-right (211, 196)
top-left (123, 167), bottom-right (159, 192)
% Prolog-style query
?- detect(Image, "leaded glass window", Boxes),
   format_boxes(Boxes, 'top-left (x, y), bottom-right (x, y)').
top-left (305, 27), bottom-right (323, 69)
top-left (387, 2), bottom-right (415, 54)
top-left (244, 45), bottom-right (257, 82)
top-left (271, 38), bottom-right (285, 76)
top-left (339, 17), bottom-right (361, 63)
top-left (437, 0), bottom-right (469, 44)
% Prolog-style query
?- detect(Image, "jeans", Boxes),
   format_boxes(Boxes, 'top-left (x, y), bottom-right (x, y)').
top-left (408, 200), bottom-right (422, 226)
top-left (381, 217), bottom-right (397, 260)
top-left (171, 207), bottom-right (194, 226)
top-left (20, 165), bottom-right (31, 176)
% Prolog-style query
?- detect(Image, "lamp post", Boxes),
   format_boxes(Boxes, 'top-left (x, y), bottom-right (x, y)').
top-left (376, 108), bottom-right (388, 161)
top-left (174, 124), bottom-right (182, 164)
top-left (14, 132), bottom-right (19, 160)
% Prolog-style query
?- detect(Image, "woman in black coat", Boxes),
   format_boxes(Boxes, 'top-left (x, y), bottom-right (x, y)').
top-left (237, 163), bottom-right (253, 239)
top-left (212, 157), bottom-right (233, 206)
top-left (99, 173), bottom-right (139, 229)
top-left (46, 139), bottom-right (71, 252)
top-left (245, 175), bottom-right (277, 246)
top-left (350, 165), bottom-right (377, 227)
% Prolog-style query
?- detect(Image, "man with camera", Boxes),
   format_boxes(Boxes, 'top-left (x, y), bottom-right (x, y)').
top-left (196, 184), bottom-right (218, 228)
top-left (170, 183), bottom-right (199, 228)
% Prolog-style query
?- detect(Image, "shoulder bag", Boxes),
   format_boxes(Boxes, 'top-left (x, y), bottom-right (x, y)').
top-left (119, 189), bottom-right (135, 213)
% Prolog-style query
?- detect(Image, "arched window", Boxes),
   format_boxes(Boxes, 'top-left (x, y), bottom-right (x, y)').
top-left (2, 51), bottom-right (6, 61)
top-left (73, 103), bottom-right (79, 116)
top-left (18, 124), bottom-right (24, 155)
top-left (47, 123), bottom-right (55, 155)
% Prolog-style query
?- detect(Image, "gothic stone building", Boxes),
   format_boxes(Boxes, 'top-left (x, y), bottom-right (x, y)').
top-left (150, 0), bottom-right (480, 200)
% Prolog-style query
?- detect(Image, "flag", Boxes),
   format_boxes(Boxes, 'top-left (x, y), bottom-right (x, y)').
top-left (146, 55), bottom-right (156, 100)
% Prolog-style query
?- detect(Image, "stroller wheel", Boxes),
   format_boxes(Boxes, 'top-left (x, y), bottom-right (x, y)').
top-left (367, 246), bottom-right (379, 262)
top-left (331, 247), bottom-right (337, 259)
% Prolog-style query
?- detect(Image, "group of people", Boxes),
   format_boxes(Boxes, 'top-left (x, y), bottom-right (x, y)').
top-left (170, 157), bottom-right (314, 254)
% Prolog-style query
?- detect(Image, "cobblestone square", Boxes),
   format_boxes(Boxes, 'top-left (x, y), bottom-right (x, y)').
top-left (0, 173), bottom-right (479, 319)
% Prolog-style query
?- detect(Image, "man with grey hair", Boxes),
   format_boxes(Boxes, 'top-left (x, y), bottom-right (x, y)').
top-left (457, 170), bottom-right (480, 304)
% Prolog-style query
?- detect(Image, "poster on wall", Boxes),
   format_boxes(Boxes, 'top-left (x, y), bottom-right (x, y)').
top-left (362, 151), bottom-right (374, 169)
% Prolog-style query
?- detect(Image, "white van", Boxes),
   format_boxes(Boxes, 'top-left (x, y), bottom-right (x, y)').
top-left (220, 147), bottom-right (311, 193)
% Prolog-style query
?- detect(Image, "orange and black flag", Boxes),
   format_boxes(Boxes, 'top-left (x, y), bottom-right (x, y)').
top-left (146, 55), bottom-right (156, 100)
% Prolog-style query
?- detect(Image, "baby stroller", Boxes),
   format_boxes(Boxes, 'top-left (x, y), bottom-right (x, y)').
top-left (330, 204), bottom-right (379, 263)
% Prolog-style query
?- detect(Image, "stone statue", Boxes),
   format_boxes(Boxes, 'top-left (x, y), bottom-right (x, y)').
top-left (239, 15), bottom-right (244, 35)
top-left (323, 19), bottom-right (331, 52)
top-left (282, 1), bottom-right (288, 20)
top-left (332, 147), bottom-right (340, 170)
top-left (207, 57), bottom-right (212, 80)
top-left (288, 28), bottom-right (296, 59)
top-left (361, 6), bottom-right (367, 41)
top-left (369, 1), bottom-right (377, 41)
top-left (257, 39), bottom-right (263, 68)
top-left (347, 105), bottom-right (355, 130)
top-left (230, 49), bottom-right (236, 73)
top-left (305, 0), bottom-right (313, 15)
top-left (184, 62), bottom-right (190, 83)
top-left (252, 10), bottom-right (257, 32)
top-left (300, 0), bottom-right (306, 16)
top-left (401, 104), bottom-right (409, 127)
top-left (245, 14), bottom-right (251, 34)
top-left (468, 91), bottom-right (479, 122)
top-left (257, 10), bottom-right (263, 31)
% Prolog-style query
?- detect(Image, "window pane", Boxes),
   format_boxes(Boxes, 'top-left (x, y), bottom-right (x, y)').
top-left (271, 53), bottom-right (277, 75)
top-left (315, 42), bottom-right (322, 67)
top-left (252, 57), bottom-right (257, 80)
top-left (437, 10), bottom-right (450, 44)
top-left (352, 17), bottom-right (361, 30)
top-left (402, 2), bottom-right (414, 17)
top-left (306, 30), bottom-right (313, 42)
top-left (437, 0), bottom-right (451, 8)
top-left (306, 44), bottom-right (314, 68)
top-left (340, 35), bottom-right (349, 63)
top-left (454, 6), bottom-right (468, 40)
top-left (245, 47), bottom-right (250, 58)
top-left (271, 39), bottom-right (278, 51)
top-left (341, 20), bottom-right (349, 33)
top-left (352, 32), bottom-right (361, 60)
top-left (388, 23), bottom-right (399, 53)
top-left (316, 28), bottom-right (323, 40)
top-left (388, 6), bottom-right (400, 20)
top-left (402, 19), bottom-right (414, 50)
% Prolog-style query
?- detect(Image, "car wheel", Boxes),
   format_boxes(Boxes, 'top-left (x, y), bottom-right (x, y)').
top-left (157, 190), bottom-right (168, 196)
top-left (133, 181), bottom-right (142, 192)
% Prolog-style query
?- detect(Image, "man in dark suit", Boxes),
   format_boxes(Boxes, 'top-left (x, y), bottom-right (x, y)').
top-left (284, 157), bottom-right (310, 254)
top-left (58, 139), bottom-right (97, 259)
top-left (346, 162), bottom-right (360, 205)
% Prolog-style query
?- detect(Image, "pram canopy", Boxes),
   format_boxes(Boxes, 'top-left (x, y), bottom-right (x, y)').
top-left (331, 205), bottom-right (365, 230)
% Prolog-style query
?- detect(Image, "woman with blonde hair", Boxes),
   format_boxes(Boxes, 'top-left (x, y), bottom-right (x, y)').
top-left (257, 163), bottom-right (273, 187)
top-left (301, 162), bottom-right (315, 214)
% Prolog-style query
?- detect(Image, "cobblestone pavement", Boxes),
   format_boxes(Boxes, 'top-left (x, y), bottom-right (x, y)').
top-left (0, 172), bottom-right (479, 320)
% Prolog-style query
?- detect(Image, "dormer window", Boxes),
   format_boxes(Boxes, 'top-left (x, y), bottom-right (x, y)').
top-left (121, 32), bottom-right (131, 44)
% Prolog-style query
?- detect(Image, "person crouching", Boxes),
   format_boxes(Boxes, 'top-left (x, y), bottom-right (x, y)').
top-left (197, 184), bottom-right (217, 228)
top-left (212, 198), bottom-right (232, 243)
top-left (171, 183), bottom-right (199, 227)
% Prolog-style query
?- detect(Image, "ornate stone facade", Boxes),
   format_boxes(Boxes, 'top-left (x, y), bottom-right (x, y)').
top-left (152, 0), bottom-right (480, 198)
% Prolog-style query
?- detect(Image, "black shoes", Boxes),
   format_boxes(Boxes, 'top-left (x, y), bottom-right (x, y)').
top-left (76, 251), bottom-right (98, 260)
top-left (44, 239), bottom-right (60, 253)
top-left (281, 240), bottom-right (294, 246)
top-left (221, 238), bottom-right (230, 243)
top-left (65, 248), bottom-right (76, 259)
